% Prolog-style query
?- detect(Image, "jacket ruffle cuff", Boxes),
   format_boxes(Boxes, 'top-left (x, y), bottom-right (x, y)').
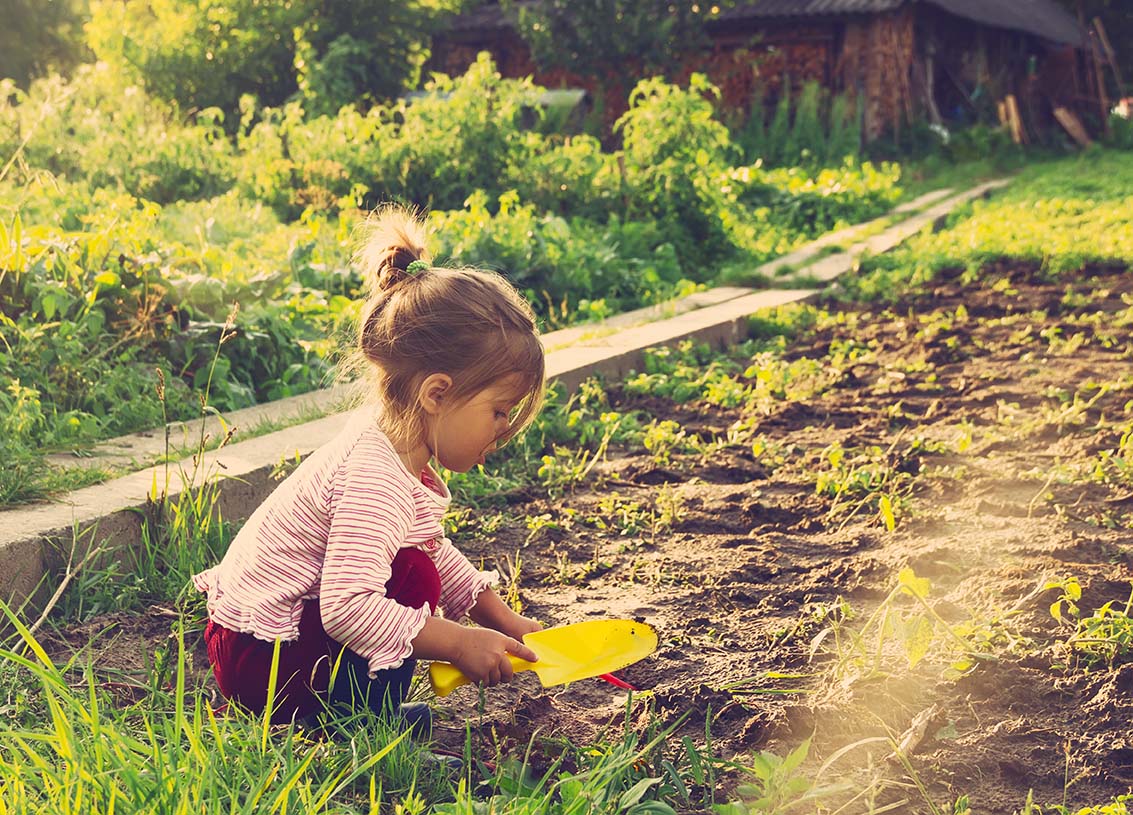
top-left (453, 569), bottom-right (500, 619)
top-left (366, 602), bottom-right (433, 678)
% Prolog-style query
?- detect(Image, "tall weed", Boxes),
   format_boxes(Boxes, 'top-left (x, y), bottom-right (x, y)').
top-left (616, 73), bottom-right (738, 266)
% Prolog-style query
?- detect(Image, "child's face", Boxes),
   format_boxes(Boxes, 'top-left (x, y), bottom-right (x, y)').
top-left (432, 375), bottom-right (524, 473)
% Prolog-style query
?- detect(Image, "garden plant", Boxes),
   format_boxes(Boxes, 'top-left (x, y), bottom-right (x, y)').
top-left (3, 13), bottom-right (1133, 815)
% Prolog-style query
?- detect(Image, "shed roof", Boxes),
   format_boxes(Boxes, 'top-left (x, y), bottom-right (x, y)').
top-left (717, 0), bottom-right (1084, 45)
top-left (448, 0), bottom-right (1085, 46)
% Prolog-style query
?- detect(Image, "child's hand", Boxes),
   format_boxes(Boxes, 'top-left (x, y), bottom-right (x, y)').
top-left (468, 589), bottom-right (542, 642)
top-left (453, 627), bottom-right (539, 687)
top-left (508, 615), bottom-right (543, 640)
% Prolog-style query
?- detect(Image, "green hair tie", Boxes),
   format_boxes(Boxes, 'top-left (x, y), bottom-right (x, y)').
top-left (405, 259), bottom-right (430, 276)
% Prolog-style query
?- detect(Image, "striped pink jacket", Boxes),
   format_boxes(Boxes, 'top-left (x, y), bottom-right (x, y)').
top-left (193, 411), bottom-right (497, 676)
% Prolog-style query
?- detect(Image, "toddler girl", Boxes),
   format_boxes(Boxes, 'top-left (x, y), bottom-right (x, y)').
top-left (194, 205), bottom-right (544, 727)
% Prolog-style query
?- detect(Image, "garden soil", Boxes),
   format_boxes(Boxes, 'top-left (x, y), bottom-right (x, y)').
top-left (43, 262), bottom-right (1133, 813)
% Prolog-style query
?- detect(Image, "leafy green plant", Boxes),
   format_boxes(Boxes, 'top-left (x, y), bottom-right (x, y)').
top-left (1090, 425), bottom-right (1133, 487)
top-left (714, 738), bottom-right (816, 815)
top-left (537, 417), bottom-right (620, 498)
top-left (809, 569), bottom-right (994, 682)
top-left (642, 419), bottom-right (694, 467)
top-left (812, 440), bottom-right (922, 531)
top-left (714, 735), bottom-right (901, 815)
top-left (430, 191), bottom-right (687, 327)
top-left (616, 73), bottom-right (738, 266)
top-left (590, 494), bottom-right (651, 537)
top-left (627, 343), bottom-right (750, 409)
top-left (1046, 578), bottom-right (1133, 668)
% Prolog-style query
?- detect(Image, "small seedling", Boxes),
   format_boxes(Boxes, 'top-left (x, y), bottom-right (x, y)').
top-left (537, 420), bottom-right (617, 496)
top-left (524, 511), bottom-right (574, 546)
top-left (812, 439), bottom-right (919, 531)
top-left (810, 568), bottom-right (995, 683)
top-left (643, 419), bottom-right (692, 467)
top-left (1046, 577), bottom-right (1133, 668)
top-left (498, 550), bottom-right (525, 614)
top-left (1091, 424), bottom-right (1133, 488)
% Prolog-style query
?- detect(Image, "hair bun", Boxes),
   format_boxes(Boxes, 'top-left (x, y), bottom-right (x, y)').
top-left (356, 206), bottom-right (431, 292)
top-left (375, 246), bottom-right (428, 291)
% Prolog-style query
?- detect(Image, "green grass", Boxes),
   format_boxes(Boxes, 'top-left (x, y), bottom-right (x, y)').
top-left (0, 614), bottom-right (708, 814)
top-left (0, 610), bottom-right (452, 813)
top-left (897, 153), bottom-right (1022, 203)
top-left (834, 150), bottom-right (1133, 304)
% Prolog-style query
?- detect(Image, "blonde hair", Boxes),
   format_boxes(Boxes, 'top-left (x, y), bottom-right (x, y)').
top-left (349, 204), bottom-right (545, 450)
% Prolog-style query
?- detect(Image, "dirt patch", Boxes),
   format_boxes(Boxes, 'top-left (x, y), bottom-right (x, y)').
top-left (445, 263), bottom-right (1133, 811)
top-left (39, 262), bottom-right (1133, 812)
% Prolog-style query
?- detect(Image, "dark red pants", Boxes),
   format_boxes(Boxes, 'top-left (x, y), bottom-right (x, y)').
top-left (204, 547), bottom-right (441, 724)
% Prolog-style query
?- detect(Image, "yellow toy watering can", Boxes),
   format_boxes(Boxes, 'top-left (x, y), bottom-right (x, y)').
top-left (430, 619), bottom-right (657, 697)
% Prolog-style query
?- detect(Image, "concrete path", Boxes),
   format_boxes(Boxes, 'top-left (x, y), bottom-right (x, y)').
top-left (2, 179), bottom-right (1009, 613)
top-left (41, 183), bottom-right (985, 475)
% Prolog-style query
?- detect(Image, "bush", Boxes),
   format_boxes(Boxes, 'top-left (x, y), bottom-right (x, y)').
top-left (86, 0), bottom-right (441, 118)
top-left (616, 73), bottom-right (738, 266)
top-left (377, 53), bottom-right (540, 210)
top-left (0, 66), bottom-right (235, 203)
top-left (430, 191), bottom-right (685, 326)
top-left (232, 99), bottom-right (374, 220)
top-left (505, 133), bottom-right (622, 219)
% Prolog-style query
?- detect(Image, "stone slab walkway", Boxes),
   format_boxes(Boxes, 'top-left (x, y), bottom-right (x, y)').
top-left (2, 178), bottom-right (1010, 613)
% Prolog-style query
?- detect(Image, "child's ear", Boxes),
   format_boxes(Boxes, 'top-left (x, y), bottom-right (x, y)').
top-left (418, 373), bottom-right (453, 415)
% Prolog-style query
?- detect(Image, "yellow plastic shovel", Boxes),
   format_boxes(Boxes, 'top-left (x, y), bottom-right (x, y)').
top-left (430, 619), bottom-right (657, 697)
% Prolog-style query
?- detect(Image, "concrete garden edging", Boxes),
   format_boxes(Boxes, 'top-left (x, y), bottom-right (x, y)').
top-left (0, 179), bottom-right (1009, 615)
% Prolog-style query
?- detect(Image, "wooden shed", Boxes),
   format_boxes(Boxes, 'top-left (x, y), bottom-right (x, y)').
top-left (432, 0), bottom-right (1091, 142)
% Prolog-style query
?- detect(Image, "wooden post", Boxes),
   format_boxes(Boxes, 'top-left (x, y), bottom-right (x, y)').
top-left (1078, 3), bottom-right (1111, 137)
top-left (1005, 94), bottom-right (1027, 144)
top-left (1093, 17), bottom-right (1127, 99)
top-left (1089, 28), bottom-right (1112, 137)
top-left (1054, 107), bottom-right (1093, 147)
top-left (921, 55), bottom-right (943, 125)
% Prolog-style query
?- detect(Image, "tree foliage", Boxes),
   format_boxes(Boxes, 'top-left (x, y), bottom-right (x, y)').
top-left (0, 0), bottom-right (88, 85)
top-left (85, 0), bottom-right (461, 118)
top-left (501, 0), bottom-right (733, 78)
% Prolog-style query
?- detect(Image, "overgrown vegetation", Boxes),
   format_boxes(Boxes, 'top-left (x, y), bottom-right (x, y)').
top-left (1, 53), bottom-right (908, 503)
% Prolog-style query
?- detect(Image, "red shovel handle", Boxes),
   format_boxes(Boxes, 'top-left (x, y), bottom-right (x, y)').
top-left (599, 673), bottom-right (637, 690)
